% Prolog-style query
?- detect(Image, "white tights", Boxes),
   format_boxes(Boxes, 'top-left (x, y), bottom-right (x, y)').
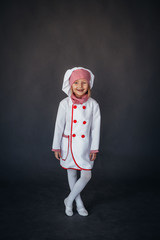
top-left (66, 169), bottom-right (92, 209)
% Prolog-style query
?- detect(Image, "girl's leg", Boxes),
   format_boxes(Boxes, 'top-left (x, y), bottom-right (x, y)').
top-left (67, 169), bottom-right (85, 209)
top-left (65, 170), bottom-right (91, 216)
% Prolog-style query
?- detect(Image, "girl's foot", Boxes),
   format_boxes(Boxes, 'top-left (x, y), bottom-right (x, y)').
top-left (64, 198), bottom-right (73, 216)
top-left (76, 207), bottom-right (88, 216)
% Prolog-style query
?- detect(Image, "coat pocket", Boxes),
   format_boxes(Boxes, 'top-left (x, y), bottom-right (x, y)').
top-left (61, 134), bottom-right (69, 161)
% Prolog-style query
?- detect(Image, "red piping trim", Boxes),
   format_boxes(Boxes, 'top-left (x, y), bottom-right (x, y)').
top-left (90, 150), bottom-right (99, 153)
top-left (70, 104), bottom-right (91, 171)
top-left (62, 134), bottom-right (69, 138)
top-left (62, 136), bottom-right (69, 161)
top-left (61, 165), bottom-right (91, 171)
top-left (52, 149), bottom-right (60, 152)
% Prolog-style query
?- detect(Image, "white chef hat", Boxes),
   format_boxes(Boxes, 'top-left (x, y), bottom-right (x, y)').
top-left (62, 67), bottom-right (94, 96)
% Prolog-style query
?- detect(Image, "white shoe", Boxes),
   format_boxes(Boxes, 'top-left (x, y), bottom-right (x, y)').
top-left (64, 198), bottom-right (73, 217)
top-left (77, 207), bottom-right (88, 216)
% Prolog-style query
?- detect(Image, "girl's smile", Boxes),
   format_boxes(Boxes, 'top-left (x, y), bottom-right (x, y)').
top-left (72, 79), bottom-right (89, 98)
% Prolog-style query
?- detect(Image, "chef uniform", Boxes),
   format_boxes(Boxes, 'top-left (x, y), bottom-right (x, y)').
top-left (52, 67), bottom-right (101, 171)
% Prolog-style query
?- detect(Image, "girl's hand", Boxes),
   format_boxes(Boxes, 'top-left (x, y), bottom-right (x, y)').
top-left (54, 151), bottom-right (61, 160)
top-left (90, 153), bottom-right (97, 161)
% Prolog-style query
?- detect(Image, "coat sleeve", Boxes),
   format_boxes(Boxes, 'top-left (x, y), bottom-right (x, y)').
top-left (52, 101), bottom-right (66, 151)
top-left (90, 102), bottom-right (101, 152)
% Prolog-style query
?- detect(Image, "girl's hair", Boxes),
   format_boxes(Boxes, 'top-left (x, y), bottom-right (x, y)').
top-left (70, 85), bottom-right (91, 97)
top-left (88, 86), bottom-right (91, 97)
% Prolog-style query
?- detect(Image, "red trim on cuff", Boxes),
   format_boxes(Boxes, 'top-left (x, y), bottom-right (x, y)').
top-left (52, 149), bottom-right (60, 152)
top-left (90, 150), bottom-right (99, 153)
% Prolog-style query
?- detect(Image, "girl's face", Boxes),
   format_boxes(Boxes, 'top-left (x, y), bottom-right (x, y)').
top-left (71, 79), bottom-right (89, 98)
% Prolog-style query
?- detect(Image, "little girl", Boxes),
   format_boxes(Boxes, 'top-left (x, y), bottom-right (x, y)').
top-left (52, 67), bottom-right (101, 216)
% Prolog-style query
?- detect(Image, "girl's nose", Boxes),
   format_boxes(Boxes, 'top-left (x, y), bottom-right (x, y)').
top-left (78, 82), bottom-right (83, 88)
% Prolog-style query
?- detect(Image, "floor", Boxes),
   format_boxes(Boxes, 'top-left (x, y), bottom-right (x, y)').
top-left (0, 173), bottom-right (159, 240)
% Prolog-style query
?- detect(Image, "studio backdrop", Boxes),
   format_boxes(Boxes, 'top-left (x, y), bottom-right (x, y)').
top-left (0, 0), bottom-right (159, 182)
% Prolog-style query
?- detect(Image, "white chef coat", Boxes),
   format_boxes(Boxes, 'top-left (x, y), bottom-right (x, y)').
top-left (52, 96), bottom-right (101, 170)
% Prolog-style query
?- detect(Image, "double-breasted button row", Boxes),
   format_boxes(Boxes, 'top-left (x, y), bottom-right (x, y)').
top-left (73, 120), bottom-right (87, 124)
top-left (73, 105), bottom-right (86, 109)
top-left (72, 134), bottom-right (85, 138)
top-left (72, 105), bottom-right (86, 139)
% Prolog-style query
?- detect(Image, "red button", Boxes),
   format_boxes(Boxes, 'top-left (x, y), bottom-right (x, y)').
top-left (73, 120), bottom-right (77, 123)
top-left (73, 105), bottom-right (77, 109)
top-left (72, 134), bottom-right (76, 137)
top-left (83, 121), bottom-right (86, 124)
top-left (81, 135), bottom-right (85, 138)
top-left (82, 106), bottom-right (86, 109)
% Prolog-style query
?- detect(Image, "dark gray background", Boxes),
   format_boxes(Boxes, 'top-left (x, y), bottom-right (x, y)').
top-left (0, 0), bottom-right (159, 182)
top-left (1, 1), bottom-right (160, 240)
